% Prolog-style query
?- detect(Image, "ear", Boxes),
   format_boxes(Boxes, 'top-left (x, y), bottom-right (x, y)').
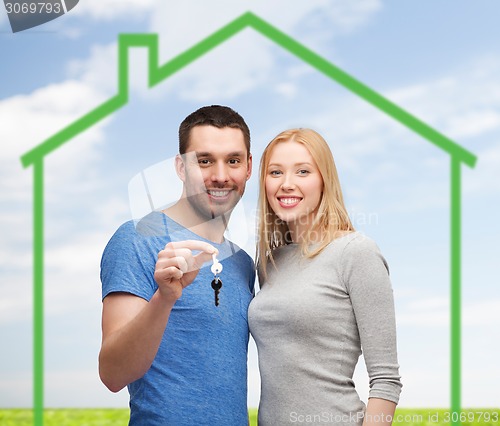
top-left (175, 154), bottom-right (186, 182)
top-left (246, 153), bottom-right (253, 181)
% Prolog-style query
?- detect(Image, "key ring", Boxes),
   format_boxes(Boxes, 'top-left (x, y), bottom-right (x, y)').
top-left (211, 253), bottom-right (223, 275)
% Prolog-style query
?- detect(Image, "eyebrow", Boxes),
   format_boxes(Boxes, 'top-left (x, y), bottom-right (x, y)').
top-left (196, 151), bottom-right (246, 158)
top-left (268, 162), bottom-right (313, 167)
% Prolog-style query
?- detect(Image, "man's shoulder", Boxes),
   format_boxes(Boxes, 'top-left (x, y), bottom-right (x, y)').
top-left (104, 212), bottom-right (169, 256)
top-left (134, 211), bottom-right (168, 237)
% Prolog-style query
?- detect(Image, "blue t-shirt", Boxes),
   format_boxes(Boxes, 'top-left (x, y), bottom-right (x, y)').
top-left (100, 212), bottom-right (255, 426)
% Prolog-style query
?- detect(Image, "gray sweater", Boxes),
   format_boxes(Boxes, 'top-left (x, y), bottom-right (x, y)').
top-left (248, 232), bottom-right (402, 425)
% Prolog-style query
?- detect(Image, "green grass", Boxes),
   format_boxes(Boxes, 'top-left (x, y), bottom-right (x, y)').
top-left (0, 408), bottom-right (498, 425)
top-left (391, 409), bottom-right (500, 426)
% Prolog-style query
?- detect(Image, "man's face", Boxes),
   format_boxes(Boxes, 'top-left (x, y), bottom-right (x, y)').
top-left (177, 125), bottom-right (252, 221)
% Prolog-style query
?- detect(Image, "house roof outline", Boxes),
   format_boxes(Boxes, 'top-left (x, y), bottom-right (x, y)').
top-left (20, 11), bottom-right (476, 426)
top-left (21, 12), bottom-right (476, 168)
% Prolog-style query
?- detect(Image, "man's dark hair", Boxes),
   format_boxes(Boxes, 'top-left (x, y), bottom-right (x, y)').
top-left (178, 105), bottom-right (251, 155)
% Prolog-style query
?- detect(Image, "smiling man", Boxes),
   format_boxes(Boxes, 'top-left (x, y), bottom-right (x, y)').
top-left (98, 106), bottom-right (255, 426)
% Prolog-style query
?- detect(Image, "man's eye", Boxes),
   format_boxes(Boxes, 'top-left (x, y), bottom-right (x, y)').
top-left (228, 158), bottom-right (241, 164)
top-left (198, 159), bottom-right (211, 165)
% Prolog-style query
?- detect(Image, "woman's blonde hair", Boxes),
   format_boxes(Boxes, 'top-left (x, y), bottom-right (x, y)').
top-left (256, 128), bottom-right (354, 278)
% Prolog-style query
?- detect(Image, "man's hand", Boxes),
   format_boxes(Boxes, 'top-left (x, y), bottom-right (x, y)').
top-left (154, 240), bottom-right (218, 302)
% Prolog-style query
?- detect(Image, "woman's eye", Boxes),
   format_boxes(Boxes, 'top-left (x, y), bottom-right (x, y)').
top-left (269, 170), bottom-right (282, 176)
top-left (298, 169), bottom-right (310, 175)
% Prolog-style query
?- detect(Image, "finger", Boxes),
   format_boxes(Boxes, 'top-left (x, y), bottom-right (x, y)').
top-left (160, 247), bottom-right (192, 261)
top-left (154, 265), bottom-right (183, 282)
top-left (193, 250), bottom-right (218, 269)
top-left (156, 256), bottom-right (189, 274)
top-left (164, 240), bottom-right (218, 256)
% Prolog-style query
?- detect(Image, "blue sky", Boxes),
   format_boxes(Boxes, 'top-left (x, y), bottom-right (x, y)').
top-left (1, 0), bottom-right (499, 409)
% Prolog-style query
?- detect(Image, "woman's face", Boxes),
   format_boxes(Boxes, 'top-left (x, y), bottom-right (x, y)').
top-left (265, 141), bottom-right (324, 235)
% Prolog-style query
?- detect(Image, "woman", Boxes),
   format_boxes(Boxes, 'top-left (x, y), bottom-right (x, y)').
top-left (248, 129), bottom-right (402, 426)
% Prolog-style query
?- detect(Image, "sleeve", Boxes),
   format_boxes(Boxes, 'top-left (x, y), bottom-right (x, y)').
top-left (341, 235), bottom-right (403, 404)
top-left (100, 222), bottom-right (159, 302)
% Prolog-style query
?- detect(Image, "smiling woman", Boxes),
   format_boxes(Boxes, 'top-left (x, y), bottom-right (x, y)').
top-left (257, 128), bottom-right (354, 273)
top-left (265, 141), bottom-right (324, 239)
top-left (250, 128), bottom-right (402, 426)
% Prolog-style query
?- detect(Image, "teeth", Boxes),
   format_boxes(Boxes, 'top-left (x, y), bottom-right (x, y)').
top-left (280, 197), bottom-right (300, 205)
top-left (209, 190), bottom-right (230, 197)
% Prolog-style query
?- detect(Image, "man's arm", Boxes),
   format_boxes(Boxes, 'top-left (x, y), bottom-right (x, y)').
top-left (98, 240), bottom-right (216, 392)
top-left (99, 291), bottom-right (175, 392)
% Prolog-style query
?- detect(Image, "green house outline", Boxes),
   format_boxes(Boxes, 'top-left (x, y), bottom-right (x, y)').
top-left (20, 11), bottom-right (477, 426)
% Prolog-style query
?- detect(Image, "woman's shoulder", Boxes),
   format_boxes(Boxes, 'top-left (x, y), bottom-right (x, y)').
top-left (324, 231), bottom-right (382, 260)
top-left (325, 230), bottom-right (371, 249)
top-left (337, 232), bottom-right (389, 282)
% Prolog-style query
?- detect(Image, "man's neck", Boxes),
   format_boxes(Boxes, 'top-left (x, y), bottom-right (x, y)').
top-left (163, 200), bottom-right (229, 244)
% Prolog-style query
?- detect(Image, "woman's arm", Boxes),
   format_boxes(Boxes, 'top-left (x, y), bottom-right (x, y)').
top-left (341, 236), bottom-right (403, 411)
top-left (362, 398), bottom-right (397, 426)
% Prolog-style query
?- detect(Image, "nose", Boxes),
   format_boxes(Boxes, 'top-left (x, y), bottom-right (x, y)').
top-left (280, 174), bottom-right (296, 191)
top-left (211, 162), bottom-right (229, 184)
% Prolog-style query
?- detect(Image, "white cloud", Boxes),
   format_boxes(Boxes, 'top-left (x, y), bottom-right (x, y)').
top-left (72, 0), bottom-right (157, 20)
top-left (66, 43), bottom-right (117, 95)
top-left (250, 0), bottom-right (382, 36)
top-left (445, 110), bottom-right (500, 139)
top-left (0, 80), bottom-right (110, 216)
top-left (396, 297), bottom-right (500, 327)
top-left (0, 281), bottom-right (31, 325)
top-left (407, 297), bottom-right (449, 311)
top-left (66, 0), bottom-right (383, 34)
top-left (0, 1), bottom-right (387, 115)
top-left (0, 80), bottom-right (107, 161)
top-left (463, 142), bottom-right (500, 195)
top-left (387, 56), bottom-right (500, 142)
top-left (0, 66), bottom-right (132, 327)
top-left (397, 303), bottom-right (449, 327)
top-left (273, 82), bottom-right (299, 99)
top-left (44, 232), bottom-right (109, 313)
top-left (149, 30), bottom-right (275, 102)
top-left (273, 53), bottom-right (500, 214)
top-left (378, 56), bottom-right (500, 199)
top-left (151, 1), bottom-right (334, 58)
top-left (323, 0), bottom-right (382, 33)
top-left (307, 55), bottom-right (500, 157)
top-left (0, 57), bottom-right (117, 329)
top-left (45, 370), bottom-right (129, 407)
top-left (463, 299), bottom-right (500, 326)
top-left (145, 1), bottom-right (382, 102)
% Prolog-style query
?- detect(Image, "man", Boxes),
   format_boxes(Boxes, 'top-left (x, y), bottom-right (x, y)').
top-left (99, 105), bottom-right (255, 425)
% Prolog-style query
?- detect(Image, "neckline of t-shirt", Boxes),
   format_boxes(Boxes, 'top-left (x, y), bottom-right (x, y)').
top-left (281, 230), bottom-right (360, 249)
top-left (157, 210), bottom-right (230, 248)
